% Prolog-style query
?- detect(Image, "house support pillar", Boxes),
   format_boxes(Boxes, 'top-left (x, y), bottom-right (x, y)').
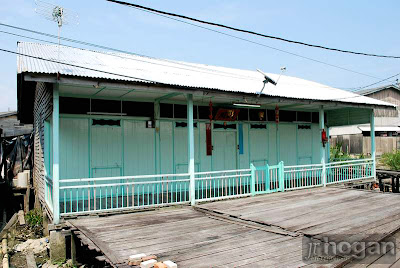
top-left (187, 94), bottom-right (195, 205)
top-left (154, 101), bottom-right (161, 173)
top-left (370, 110), bottom-right (376, 180)
top-left (319, 106), bottom-right (326, 186)
top-left (52, 84), bottom-right (60, 224)
top-left (326, 127), bottom-right (330, 163)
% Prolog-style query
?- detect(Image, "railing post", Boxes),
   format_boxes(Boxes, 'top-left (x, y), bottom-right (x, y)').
top-left (187, 94), bottom-right (196, 205)
top-left (319, 106), bottom-right (327, 187)
top-left (250, 163), bottom-right (256, 196)
top-left (279, 161), bottom-right (285, 192)
top-left (370, 110), bottom-right (376, 180)
top-left (52, 84), bottom-right (60, 224)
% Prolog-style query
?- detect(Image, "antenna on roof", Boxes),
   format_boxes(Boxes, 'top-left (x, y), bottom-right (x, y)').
top-left (35, 0), bottom-right (79, 60)
top-left (256, 69), bottom-right (277, 97)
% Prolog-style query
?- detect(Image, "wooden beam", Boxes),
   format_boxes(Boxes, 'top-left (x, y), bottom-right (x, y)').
top-left (155, 92), bottom-right (181, 102)
top-left (23, 74), bottom-right (396, 110)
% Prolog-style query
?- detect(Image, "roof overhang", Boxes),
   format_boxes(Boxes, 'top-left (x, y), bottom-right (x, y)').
top-left (21, 73), bottom-right (397, 111)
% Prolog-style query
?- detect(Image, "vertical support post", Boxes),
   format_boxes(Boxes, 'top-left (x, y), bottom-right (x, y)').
top-left (326, 127), bottom-right (330, 164)
top-left (319, 106), bottom-right (326, 187)
top-left (279, 161), bottom-right (285, 192)
top-left (187, 94), bottom-right (195, 205)
top-left (370, 110), bottom-right (376, 181)
top-left (250, 163), bottom-right (256, 196)
top-left (154, 101), bottom-right (161, 174)
top-left (52, 84), bottom-right (60, 224)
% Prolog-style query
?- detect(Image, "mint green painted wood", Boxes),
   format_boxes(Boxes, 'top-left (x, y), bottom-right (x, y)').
top-left (213, 129), bottom-right (237, 171)
top-left (253, 162), bottom-right (283, 194)
top-left (279, 124), bottom-right (297, 165)
top-left (311, 124), bottom-right (320, 164)
top-left (124, 120), bottom-right (155, 175)
top-left (91, 125), bottom-right (122, 177)
top-left (59, 118), bottom-right (89, 180)
top-left (267, 123), bottom-right (277, 165)
top-left (160, 121), bottom-right (174, 174)
top-left (370, 110), bottom-right (376, 179)
top-left (297, 126), bottom-right (312, 165)
top-left (198, 122), bottom-right (212, 172)
top-left (187, 94), bottom-right (195, 205)
top-left (238, 123), bottom-right (249, 169)
top-left (52, 84), bottom-right (60, 224)
top-left (319, 106), bottom-right (326, 186)
top-left (249, 126), bottom-right (268, 167)
top-left (250, 163), bottom-right (256, 196)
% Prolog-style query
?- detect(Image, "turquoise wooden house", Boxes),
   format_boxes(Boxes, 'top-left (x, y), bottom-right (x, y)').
top-left (16, 42), bottom-right (395, 224)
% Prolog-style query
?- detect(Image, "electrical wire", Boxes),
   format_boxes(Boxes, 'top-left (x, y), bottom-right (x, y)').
top-left (0, 47), bottom-right (391, 105)
top-left (101, 3), bottom-right (382, 82)
top-left (0, 27), bottom-right (383, 92)
top-left (349, 72), bottom-right (400, 91)
top-left (0, 23), bottom-right (263, 81)
top-left (107, 0), bottom-right (400, 59)
top-left (0, 22), bottom-right (386, 90)
top-left (1, 48), bottom-right (158, 84)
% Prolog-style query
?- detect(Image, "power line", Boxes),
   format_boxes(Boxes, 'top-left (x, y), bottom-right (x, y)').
top-left (102, 3), bottom-right (382, 82)
top-left (350, 72), bottom-right (400, 91)
top-left (107, 0), bottom-right (400, 59)
top-left (1, 29), bottom-right (392, 93)
top-left (0, 23), bottom-right (262, 81)
top-left (0, 22), bottom-right (383, 85)
top-left (1, 47), bottom-right (392, 104)
top-left (2, 48), bottom-right (158, 84)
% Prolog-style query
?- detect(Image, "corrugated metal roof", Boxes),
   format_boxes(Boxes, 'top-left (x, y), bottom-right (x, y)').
top-left (356, 84), bottom-right (400, 96)
top-left (17, 42), bottom-right (395, 108)
top-left (330, 125), bottom-right (362, 136)
top-left (358, 126), bottom-right (400, 132)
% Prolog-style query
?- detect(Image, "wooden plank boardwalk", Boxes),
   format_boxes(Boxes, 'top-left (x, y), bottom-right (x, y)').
top-left (68, 187), bottom-right (400, 267)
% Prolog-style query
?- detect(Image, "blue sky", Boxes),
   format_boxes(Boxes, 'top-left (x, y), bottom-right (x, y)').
top-left (0, 0), bottom-right (399, 111)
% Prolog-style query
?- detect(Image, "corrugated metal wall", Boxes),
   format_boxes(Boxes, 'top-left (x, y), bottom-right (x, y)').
top-left (33, 82), bottom-right (52, 209)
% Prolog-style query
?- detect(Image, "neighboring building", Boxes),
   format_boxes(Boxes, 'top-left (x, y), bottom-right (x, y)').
top-left (16, 42), bottom-right (394, 223)
top-left (330, 84), bottom-right (400, 155)
top-left (0, 111), bottom-right (32, 137)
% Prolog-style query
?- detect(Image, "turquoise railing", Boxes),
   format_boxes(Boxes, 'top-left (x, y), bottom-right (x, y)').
top-left (251, 162), bottom-right (284, 195)
top-left (326, 159), bottom-right (374, 184)
top-left (284, 163), bottom-right (323, 190)
top-left (56, 158), bottom-right (374, 216)
top-left (44, 175), bottom-right (54, 214)
top-left (59, 173), bottom-right (190, 216)
top-left (194, 169), bottom-right (252, 201)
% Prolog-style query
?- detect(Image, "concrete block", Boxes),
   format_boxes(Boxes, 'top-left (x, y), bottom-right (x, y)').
top-left (129, 253), bottom-right (146, 260)
top-left (140, 259), bottom-right (157, 268)
top-left (154, 262), bottom-right (167, 268)
top-left (141, 255), bottom-right (157, 262)
top-left (163, 260), bottom-right (177, 268)
top-left (49, 230), bottom-right (66, 263)
top-left (42, 212), bottom-right (49, 236)
top-left (129, 253), bottom-right (147, 265)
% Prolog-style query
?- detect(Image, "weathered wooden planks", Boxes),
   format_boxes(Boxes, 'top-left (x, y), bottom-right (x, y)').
top-left (69, 187), bottom-right (400, 267)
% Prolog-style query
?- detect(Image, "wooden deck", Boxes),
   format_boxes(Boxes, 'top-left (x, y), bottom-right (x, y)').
top-left (68, 187), bottom-right (400, 267)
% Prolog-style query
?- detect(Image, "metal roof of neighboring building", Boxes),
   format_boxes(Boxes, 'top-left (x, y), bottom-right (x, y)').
top-left (358, 126), bottom-right (400, 132)
top-left (356, 84), bottom-right (400, 96)
top-left (17, 42), bottom-right (395, 108)
top-left (0, 111), bottom-right (17, 118)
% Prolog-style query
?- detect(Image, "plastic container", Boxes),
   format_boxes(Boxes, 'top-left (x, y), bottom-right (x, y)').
top-left (17, 172), bottom-right (28, 188)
